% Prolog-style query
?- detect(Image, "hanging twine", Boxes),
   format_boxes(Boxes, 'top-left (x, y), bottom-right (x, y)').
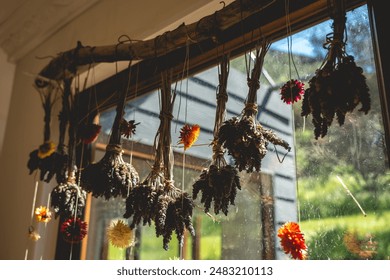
top-left (212, 54), bottom-right (229, 166)
top-left (244, 40), bottom-right (270, 117)
top-left (159, 70), bottom-right (176, 182)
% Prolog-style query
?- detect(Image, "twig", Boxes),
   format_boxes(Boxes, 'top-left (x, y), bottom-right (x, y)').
top-left (336, 175), bottom-right (367, 217)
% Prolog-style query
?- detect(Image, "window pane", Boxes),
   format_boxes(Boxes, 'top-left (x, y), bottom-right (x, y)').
top-left (84, 3), bottom-right (389, 260)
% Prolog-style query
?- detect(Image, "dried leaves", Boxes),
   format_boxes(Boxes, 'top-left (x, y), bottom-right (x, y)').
top-left (81, 144), bottom-right (140, 200)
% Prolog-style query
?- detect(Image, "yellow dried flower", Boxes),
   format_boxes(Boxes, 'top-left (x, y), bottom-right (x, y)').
top-left (28, 226), bottom-right (41, 241)
top-left (37, 141), bottom-right (56, 159)
top-left (107, 220), bottom-right (134, 248)
top-left (35, 206), bottom-right (52, 223)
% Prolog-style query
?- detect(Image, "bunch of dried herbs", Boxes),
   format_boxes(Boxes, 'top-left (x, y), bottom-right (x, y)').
top-left (301, 0), bottom-right (371, 139)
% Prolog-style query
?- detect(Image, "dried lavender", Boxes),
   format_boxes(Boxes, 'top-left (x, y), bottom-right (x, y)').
top-left (192, 55), bottom-right (242, 215)
top-left (81, 144), bottom-right (139, 199)
top-left (50, 180), bottom-right (87, 219)
top-left (123, 165), bottom-right (162, 228)
top-left (193, 162), bottom-right (241, 215)
top-left (153, 70), bottom-right (195, 251)
top-left (301, 1), bottom-right (370, 139)
top-left (218, 42), bottom-right (290, 172)
top-left (155, 181), bottom-right (195, 250)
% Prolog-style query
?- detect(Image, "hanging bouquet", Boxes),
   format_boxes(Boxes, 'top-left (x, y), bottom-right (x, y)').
top-left (50, 79), bottom-right (86, 219)
top-left (27, 83), bottom-right (60, 182)
top-left (81, 75), bottom-right (140, 199)
top-left (218, 41), bottom-right (290, 173)
top-left (301, 0), bottom-right (370, 139)
top-left (193, 55), bottom-right (242, 216)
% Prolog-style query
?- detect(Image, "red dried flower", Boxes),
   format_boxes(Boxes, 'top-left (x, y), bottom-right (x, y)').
top-left (120, 119), bottom-right (139, 139)
top-left (178, 124), bottom-right (200, 150)
top-left (280, 79), bottom-right (305, 104)
top-left (60, 217), bottom-right (88, 243)
top-left (78, 123), bottom-right (102, 144)
top-left (277, 221), bottom-right (307, 260)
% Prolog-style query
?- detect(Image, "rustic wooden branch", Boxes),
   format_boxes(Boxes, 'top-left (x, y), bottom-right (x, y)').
top-left (35, 0), bottom-right (275, 86)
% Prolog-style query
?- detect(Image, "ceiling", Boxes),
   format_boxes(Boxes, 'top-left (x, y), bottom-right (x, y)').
top-left (0, 0), bottom-right (100, 63)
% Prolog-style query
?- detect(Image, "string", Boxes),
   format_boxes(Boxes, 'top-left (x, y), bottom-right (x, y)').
top-left (25, 179), bottom-right (39, 260)
top-left (175, 40), bottom-right (190, 132)
top-left (285, 0), bottom-right (301, 223)
top-left (180, 40), bottom-right (191, 260)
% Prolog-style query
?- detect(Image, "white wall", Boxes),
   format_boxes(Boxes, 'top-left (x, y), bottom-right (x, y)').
top-left (0, 0), bottom-right (215, 260)
top-left (0, 48), bottom-right (15, 156)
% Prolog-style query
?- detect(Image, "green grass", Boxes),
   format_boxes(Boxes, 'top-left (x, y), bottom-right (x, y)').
top-left (299, 211), bottom-right (390, 259)
top-left (300, 211), bottom-right (390, 237)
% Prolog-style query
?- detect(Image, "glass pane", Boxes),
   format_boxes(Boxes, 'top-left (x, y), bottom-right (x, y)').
top-left (270, 4), bottom-right (389, 259)
top-left (84, 3), bottom-right (389, 260)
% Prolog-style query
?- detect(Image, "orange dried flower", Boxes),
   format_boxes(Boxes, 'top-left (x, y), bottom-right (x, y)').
top-left (178, 124), bottom-right (200, 150)
top-left (344, 231), bottom-right (377, 259)
top-left (37, 141), bottom-right (56, 159)
top-left (277, 221), bottom-right (307, 260)
top-left (35, 206), bottom-right (52, 223)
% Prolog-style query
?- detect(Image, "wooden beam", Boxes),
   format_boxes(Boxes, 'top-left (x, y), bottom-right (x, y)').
top-left (35, 0), bottom-right (275, 86)
top-left (74, 0), bottom-right (365, 123)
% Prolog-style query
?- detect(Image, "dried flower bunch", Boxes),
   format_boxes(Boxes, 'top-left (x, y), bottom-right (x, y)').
top-left (132, 70), bottom-right (195, 250)
top-left (60, 217), bottom-right (88, 243)
top-left (81, 82), bottom-right (140, 199)
top-left (81, 144), bottom-right (139, 199)
top-left (107, 220), bottom-right (134, 248)
top-left (155, 181), bottom-right (195, 250)
top-left (27, 141), bottom-right (57, 181)
top-left (301, 0), bottom-right (370, 139)
top-left (193, 163), bottom-right (241, 215)
top-left (123, 167), bottom-right (161, 228)
top-left (27, 83), bottom-right (60, 182)
top-left (50, 179), bottom-right (87, 219)
top-left (280, 79), bottom-right (305, 104)
top-left (277, 221), bottom-right (308, 260)
top-left (192, 55), bottom-right (242, 215)
top-left (178, 124), bottom-right (200, 150)
top-left (218, 43), bottom-right (290, 173)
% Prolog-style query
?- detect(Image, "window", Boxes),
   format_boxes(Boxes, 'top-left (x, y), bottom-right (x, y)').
top-left (80, 3), bottom-right (389, 260)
